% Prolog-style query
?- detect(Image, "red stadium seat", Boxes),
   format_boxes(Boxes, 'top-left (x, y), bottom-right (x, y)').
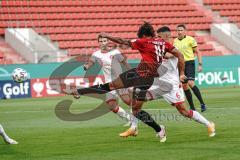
top-left (203, 0), bottom-right (240, 5)
top-left (201, 51), bottom-right (223, 56)
top-left (204, 0), bottom-right (240, 33)
top-left (0, 52), bottom-right (4, 58)
top-left (0, 0), bottom-right (224, 60)
top-left (198, 44), bottom-right (214, 51)
top-left (0, 28), bottom-right (5, 35)
top-left (211, 4), bottom-right (240, 11)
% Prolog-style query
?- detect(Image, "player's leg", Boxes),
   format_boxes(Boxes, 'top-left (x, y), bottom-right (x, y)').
top-left (183, 83), bottom-right (195, 110)
top-left (143, 80), bottom-right (182, 142)
top-left (118, 89), bottom-right (132, 107)
top-left (185, 60), bottom-right (207, 112)
top-left (118, 93), bottom-right (139, 136)
top-left (132, 86), bottom-right (159, 131)
top-left (162, 85), bottom-right (215, 137)
top-left (73, 68), bottom-right (138, 96)
top-left (183, 61), bottom-right (196, 110)
top-left (133, 100), bottom-right (166, 142)
top-left (63, 76), bottom-right (124, 97)
top-left (188, 80), bottom-right (207, 112)
top-left (118, 90), bottom-right (135, 127)
top-left (106, 92), bottom-right (133, 124)
top-left (117, 89), bottom-right (138, 136)
top-left (174, 103), bottom-right (215, 137)
top-left (120, 86), bottom-right (166, 142)
top-left (0, 124), bottom-right (18, 144)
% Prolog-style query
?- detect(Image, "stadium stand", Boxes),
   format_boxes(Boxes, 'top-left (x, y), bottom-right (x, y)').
top-left (203, 0), bottom-right (240, 28)
top-left (0, 0), bottom-right (229, 63)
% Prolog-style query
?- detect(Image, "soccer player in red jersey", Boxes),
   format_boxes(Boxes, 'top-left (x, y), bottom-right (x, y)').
top-left (67, 22), bottom-right (185, 142)
top-left (121, 26), bottom-right (215, 138)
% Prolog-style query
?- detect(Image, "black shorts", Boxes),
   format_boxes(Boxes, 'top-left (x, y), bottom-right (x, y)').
top-left (119, 68), bottom-right (154, 101)
top-left (184, 60), bottom-right (195, 82)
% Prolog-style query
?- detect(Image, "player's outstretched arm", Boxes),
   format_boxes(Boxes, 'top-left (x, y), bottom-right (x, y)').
top-left (170, 48), bottom-right (186, 82)
top-left (99, 33), bottom-right (131, 47)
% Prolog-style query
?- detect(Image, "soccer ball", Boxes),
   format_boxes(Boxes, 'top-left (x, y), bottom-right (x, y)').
top-left (12, 68), bottom-right (29, 83)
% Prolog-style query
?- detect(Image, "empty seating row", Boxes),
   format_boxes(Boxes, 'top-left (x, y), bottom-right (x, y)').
top-left (203, 0), bottom-right (240, 30)
top-left (0, 11), bottom-right (206, 21)
top-left (219, 10), bottom-right (240, 16)
top-left (0, 0), bottom-right (219, 60)
top-left (49, 31), bottom-right (199, 42)
top-left (228, 16), bottom-right (240, 22)
top-left (1, 0), bottom-right (188, 7)
top-left (0, 5), bottom-right (196, 14)
top-left (210, 4), bottom-right (240, 10)
top-left (35, 24), bottom-right (210, 34)
top-left (0, 17), bottom-right (212, 28)
top-left (203, 0), bottom-right (240, 5)
top-left (201, 50), bottom-right (223, 56)
top-left (0, 22), bottom-right (210, 36)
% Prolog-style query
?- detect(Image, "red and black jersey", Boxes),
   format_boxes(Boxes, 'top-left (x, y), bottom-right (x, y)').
top-left (131, 37), bottom-right (175, 77)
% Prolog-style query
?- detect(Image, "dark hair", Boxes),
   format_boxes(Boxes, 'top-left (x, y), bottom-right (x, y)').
top-left (157, 26), bottom-right (171, 33)
top-left (97, 35), bottom-right (107, 42)
top-left (177, 24), bottom-right (186, 29)
top-left (137, 22), bottom-right (155, 38)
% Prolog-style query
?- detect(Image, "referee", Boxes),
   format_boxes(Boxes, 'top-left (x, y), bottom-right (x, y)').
top-left (173, 24), bottom-right (207, 112)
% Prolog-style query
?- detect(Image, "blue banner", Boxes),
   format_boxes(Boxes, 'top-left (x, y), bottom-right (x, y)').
top-left (0, 80), bottom-right (31, 99)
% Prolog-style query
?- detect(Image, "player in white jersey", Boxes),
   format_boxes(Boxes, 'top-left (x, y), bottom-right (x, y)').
top-left (120, 26), bottom-right (215, 139)
top-left (0, 124), bottom-right (18, 144)
top-left (83, 36), bottom-right (138, 131)
top-left (147, 55), bottom-right (215, 137)
top-left (147, 56), bottom-right (184, 104)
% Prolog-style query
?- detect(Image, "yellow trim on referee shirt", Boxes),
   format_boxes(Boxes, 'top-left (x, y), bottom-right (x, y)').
top-left (173, 35), bottom-right (197, 61)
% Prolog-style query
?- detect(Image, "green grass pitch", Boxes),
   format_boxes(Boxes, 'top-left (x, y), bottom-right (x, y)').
top-left (0, 87), bottom-right (240, 160)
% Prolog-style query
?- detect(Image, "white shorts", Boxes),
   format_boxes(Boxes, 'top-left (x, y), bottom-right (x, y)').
top-left (147, 79), bottom-right (185, 105)
top-left (105, 88), bottom-right (130, 103)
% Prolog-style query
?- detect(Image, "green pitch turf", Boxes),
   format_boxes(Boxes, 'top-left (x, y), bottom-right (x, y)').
top-left (0, 87), bottom-right (240, 160)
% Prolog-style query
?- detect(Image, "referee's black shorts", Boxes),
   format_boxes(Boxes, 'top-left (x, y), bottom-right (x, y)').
top-left (184, 60), bottom-right (195, 82)
top-left (119, 68), bottom-right (154, 101)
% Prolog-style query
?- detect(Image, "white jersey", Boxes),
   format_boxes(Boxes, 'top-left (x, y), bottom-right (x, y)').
top-left (147, 57), bottom-right (185, 104)
top-left (158, 56), bottom-right (180, 85)
top-left (90, 49), bottom-right (125, 83)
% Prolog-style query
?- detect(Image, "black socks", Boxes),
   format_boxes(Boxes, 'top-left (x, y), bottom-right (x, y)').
top-left (184, 89), bottom-right (195, 110)
top-left (191, 86), bottom-right (205, 105)
top-left (136, 110), bottom-right (161, 133)
top-left (77, 83), bottom-right (111, 95)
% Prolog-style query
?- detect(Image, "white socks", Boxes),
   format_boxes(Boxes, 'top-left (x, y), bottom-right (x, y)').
top-left (191, 111), bottom-right (210, 127)
top-left (114, 106), bottom-right (138, 130)
top-left (129, 115), bottom-right (138, 130)
top-left (0, 124), bottom-right (10, 141)
top-left (0, 124), bottom-right (18, 144)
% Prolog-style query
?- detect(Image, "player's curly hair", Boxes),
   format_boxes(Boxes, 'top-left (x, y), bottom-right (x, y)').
top-left (137, 22), bottom-right (155, 38)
